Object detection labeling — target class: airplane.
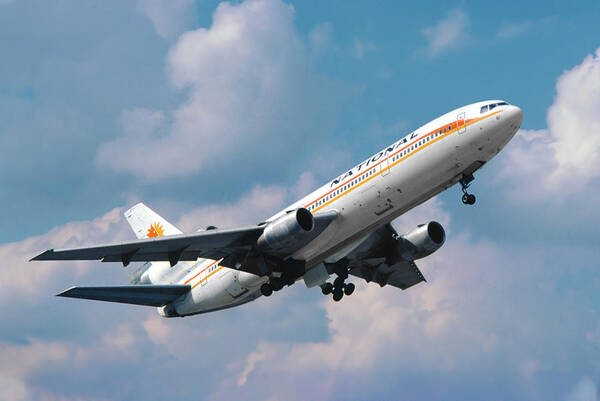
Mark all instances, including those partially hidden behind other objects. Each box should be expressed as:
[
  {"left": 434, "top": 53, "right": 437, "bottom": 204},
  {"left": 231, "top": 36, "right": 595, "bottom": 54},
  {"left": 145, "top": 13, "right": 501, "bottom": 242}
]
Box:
[{"left": 32, "top": 100, "right": 523, "bottom": 317}]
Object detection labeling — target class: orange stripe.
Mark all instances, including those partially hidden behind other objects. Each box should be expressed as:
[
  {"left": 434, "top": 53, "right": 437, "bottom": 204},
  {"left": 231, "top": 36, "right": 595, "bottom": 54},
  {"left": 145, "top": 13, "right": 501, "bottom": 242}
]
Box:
[
  {"left": 191, "top": 266, "right": 224, "bottom": 290},
  {"left": 307, "top": 110, "right": 501, "bottom": 213},
  {"left": 184, "top": 259, "right": 220, "bottom": 284}
]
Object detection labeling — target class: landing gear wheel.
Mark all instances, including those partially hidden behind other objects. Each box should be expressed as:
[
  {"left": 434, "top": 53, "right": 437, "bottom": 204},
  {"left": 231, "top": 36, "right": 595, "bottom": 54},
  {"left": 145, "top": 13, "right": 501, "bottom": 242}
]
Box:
[
  {"left": 321, "top": 282, "right": 333, "bottom": 295},
  {"left": 260, "top": 283, "right": 273, "bottom": 297},
  {"left": 333, "top": 276, "right": 345, "bottom": 288},
  {"left": 343, "top": 283, "right": 355, "bottom": 296},
  {"left": 459, "top": 173, "right": 477, "bottom": 206},
  {"left": 270, "top": 278, "right": 283, "bottom": 292},
  {"left": 332, "top": 289, "right": 344, "bottom": 302}
]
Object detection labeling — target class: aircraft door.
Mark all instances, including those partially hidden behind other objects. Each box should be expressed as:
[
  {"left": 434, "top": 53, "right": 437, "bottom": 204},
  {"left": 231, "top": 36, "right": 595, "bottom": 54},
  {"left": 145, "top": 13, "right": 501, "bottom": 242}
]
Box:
[
  {"left": 380, "top": 155, "right": 391, "bottom": 176},
  {"left": 457, "top": 112, "right": 466, "bottom": 134}
]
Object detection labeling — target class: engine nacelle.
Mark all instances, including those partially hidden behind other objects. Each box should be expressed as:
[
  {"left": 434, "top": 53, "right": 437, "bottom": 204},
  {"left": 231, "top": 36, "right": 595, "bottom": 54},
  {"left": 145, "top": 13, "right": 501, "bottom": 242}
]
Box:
[
  {"left": 257, "top": 208, "right": 314, "bottom": 251},
  {"left": 397, "top": 221, "right": 446, "bottom": 261}
]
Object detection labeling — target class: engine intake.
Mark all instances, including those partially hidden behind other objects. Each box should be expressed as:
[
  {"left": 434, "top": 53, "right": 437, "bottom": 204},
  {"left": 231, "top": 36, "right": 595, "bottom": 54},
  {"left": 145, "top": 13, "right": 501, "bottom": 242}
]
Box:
[
  {"left": 257, "top": 208, "right": 314, "bottom": 251},
  {"left": 397, "top": 221, "right": 446, "bottom": 261}
]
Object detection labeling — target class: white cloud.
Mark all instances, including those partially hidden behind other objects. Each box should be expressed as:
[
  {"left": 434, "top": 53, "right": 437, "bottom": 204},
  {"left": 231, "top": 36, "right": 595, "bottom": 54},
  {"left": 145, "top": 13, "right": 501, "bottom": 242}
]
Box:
[
  {"left": 496, "top": 48, "right": 600, "bottom": 201},
  {"left": 176, "top": 185, "right": 288, "bottom": 231},
  {"left": 0, "top": 207, "right": 130, "bottom": 302},
  {"left": 496, "top": 17, "right": 555, "bottom": 40},
  {"left": 237, "top": 350, "right": 265, "bottom": 386},
  {"left": 309, "top": 22, "right": 333, "bottom": 50},
  {"left": 142, "top": 315, "right": 173, "bottom": 344},
  {"left": 137, "top": 0, "right": 196, "bottom": 38},
  {"left": 352, "top": 38, "right": 376, "bottom": 59},
  {"left": 422, "top": 8, "right": 468, "bottom": 57},
  {"left": 175, "top": 171, "right": 319, "bottom": 232},
  {"left": 97, "top": 0, "right": 335, "bottom": 181},
  {"left": 548, "top": 49, "right": 600, "bottom": 185},
  {"left": 496, "top": 20, "right": 533, "bottom": 40},
  {"left": 0, "top": 340, "right": 69, "bottom": 401},
  {"left": 567, "top": 377, "right": 598, "bottom": 401},
  {"left": 205, "top": 194, "right": 600, "bottom": 400}
]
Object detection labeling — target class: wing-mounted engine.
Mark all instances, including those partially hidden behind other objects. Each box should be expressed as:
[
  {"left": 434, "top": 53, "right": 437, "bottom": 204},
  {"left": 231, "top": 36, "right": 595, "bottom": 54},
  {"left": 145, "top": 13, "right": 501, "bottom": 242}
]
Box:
[
  {"left": 396, "top": 221, "right": 445, "bottom": 261},
  {"left": 257, "top": 208, "right": 337, "bottom": 257},
  {"left": 342, "top": 221, "right": 445, "bottom": 289}
]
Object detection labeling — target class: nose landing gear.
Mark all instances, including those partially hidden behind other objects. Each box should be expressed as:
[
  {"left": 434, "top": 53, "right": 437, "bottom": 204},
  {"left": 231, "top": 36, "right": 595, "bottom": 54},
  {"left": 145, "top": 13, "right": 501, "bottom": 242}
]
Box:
[{"left": 459, "top": 173, "right": 476, "bottom": 205}]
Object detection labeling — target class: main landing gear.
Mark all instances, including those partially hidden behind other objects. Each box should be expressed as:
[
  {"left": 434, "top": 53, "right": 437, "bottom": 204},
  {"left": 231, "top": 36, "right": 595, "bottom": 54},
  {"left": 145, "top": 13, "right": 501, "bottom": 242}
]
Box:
[
  {"left": 459, "top": 173, "right": 476, "bottom": 205},
  {"left": 320, "top": 265, "right": 355, "bottom": 302},
  {"left": 260, "top": 276, "right": 285, "bottom": 297}
]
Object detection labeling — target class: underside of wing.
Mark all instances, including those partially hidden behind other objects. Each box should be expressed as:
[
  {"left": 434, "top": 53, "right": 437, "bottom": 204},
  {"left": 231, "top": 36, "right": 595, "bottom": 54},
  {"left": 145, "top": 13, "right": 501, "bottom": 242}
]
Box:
[
  {"left": 32, "top": 209, "right": 340, "bottom": 279},
  {"left": 349, "top": 258, "right": 426, "bottom": 290},
  {"left": 345, "top": 223, "right": 427, "bottom": 290},
  {"left": 32, "top": 225, "right": 264, "bottom": 267},
  {"left": 57, "top": 285, "right": 190, "bottom": 307}
]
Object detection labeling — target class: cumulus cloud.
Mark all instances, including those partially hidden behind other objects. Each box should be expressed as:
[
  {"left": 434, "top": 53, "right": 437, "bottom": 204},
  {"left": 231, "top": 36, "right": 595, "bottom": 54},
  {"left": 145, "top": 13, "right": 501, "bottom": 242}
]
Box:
[
  {"left": 0, "top": 183, "right": 296, "bottom": 400},
  {"left": 0, "top": 340, "right": 69, "bottom": 401},
  {"left": 2, "top": 178, "right": 600, "bottom": 400},
  {"left": 206, "top": 195, "right": 600, "bottom": 400},
  {"left": 0, "top": 207, "right": 130, "bottom": 302},
  {"left": 497, "top": 48, "right": 600, "bottom": 200},
  {"left": 176, "top": 185, "right": 288, "bottom": 231},
  {"left": 352, "top": 38, "right": 376, "bottom": 59},
  {"left": 137, "top": 0, "right": 196, "bottom": 38},
  {"left": 567, "top": 377, "right": 598, "bottom": 401},
  {"left": 547, "top": 49, "right": 600, "bottom": 184},
  {"left": 422, "top": 8, "right": 468, "bottom": 57},
  {"left": 496, "top": 20, "right": 534, "bottom": 40},
  {"left": 309, "top": 22, "right": 333, "bottom": 50},
  {"left": 97, "top": 0, "right": 335, "bottom": 181},
  {"left": 175, "top": 171, "right": 318, "bottom": 232}
]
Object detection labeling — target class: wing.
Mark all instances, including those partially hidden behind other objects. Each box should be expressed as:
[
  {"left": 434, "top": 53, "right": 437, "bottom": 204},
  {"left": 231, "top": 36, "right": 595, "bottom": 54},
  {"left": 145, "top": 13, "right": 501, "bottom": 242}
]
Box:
[
  {"left": 57, "top": 285, "right": 190, "bottom": 307},
  {"left": 32, "top": 225, "right": 264, "bottom": 268},
  {"left": 349, "top": 258, "right": 426, "bottom": 290},
  {"left": 345, "top": 223, "right": 426, "bottom": 290}
]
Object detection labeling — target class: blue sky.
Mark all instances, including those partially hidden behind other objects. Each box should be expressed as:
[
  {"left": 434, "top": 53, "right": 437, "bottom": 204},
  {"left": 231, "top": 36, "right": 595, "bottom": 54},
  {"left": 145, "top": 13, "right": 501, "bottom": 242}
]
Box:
[{"left": 1, "top": 1, "right": 599, "bottom": 400}]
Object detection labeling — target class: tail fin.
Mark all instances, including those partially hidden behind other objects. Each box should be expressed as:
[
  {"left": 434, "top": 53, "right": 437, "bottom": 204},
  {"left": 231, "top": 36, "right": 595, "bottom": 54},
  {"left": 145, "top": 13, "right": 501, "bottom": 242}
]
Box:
[{"left": 124, "top": 203, "right": 182, "bottom": 239}]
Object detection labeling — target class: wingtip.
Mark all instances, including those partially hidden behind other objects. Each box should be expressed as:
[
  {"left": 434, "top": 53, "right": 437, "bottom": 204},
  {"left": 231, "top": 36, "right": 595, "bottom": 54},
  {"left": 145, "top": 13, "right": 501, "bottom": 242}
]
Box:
[
  {"left": 30, "top": 249, "right": 54, "bottom": 262},
  {"left": 56, "top": 286, "right": 77, "bottom": 297}
]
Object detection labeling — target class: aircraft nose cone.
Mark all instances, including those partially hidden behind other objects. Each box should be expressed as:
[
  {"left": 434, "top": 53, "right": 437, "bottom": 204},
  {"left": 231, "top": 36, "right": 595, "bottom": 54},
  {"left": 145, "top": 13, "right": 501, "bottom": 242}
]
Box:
[{"left": 511, "top": 105, "right": 524, "bottom": 126}]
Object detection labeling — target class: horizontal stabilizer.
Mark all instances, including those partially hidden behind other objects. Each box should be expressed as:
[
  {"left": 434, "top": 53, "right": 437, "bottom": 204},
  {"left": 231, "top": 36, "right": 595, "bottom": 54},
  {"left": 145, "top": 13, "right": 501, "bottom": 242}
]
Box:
[{"left": 57, "top": 285, "right": 190, "bottom": 307}]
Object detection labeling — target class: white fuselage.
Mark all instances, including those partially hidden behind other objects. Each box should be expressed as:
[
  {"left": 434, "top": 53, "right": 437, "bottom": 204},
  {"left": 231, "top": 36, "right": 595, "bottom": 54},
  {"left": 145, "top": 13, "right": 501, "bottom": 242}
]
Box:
[{"left": 158, "top": 100, "right": 523, "bottom": 317}]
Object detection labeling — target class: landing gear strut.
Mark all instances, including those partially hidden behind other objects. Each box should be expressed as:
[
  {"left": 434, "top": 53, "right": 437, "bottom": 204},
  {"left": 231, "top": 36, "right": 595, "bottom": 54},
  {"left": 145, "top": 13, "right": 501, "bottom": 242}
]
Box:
[
  {"left": 320, "top": 263, "right": 355, "bottom": 302},
  {"left": 459, "top": 173, "right": 476, "bottom": 205}
]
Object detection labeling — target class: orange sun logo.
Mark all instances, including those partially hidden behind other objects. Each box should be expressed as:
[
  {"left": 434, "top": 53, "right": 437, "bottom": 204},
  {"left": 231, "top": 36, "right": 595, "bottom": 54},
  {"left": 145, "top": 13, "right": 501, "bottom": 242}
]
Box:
[{"left": 147, "top": 222, "right": 165, "bottom": 238}]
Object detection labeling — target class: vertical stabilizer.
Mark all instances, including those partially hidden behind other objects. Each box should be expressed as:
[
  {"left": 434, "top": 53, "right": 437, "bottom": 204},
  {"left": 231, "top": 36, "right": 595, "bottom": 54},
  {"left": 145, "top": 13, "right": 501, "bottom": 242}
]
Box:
[
  {"left": 124, "top": 203, "right": 187, "bottom": 285},
  {"left": 124, "top": 203, "right": 182, "bottom": 239}
]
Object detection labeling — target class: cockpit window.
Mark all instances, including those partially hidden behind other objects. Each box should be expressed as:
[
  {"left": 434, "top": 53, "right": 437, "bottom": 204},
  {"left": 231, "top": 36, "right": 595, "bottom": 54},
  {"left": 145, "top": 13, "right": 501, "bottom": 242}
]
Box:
[{"left": 482, "top": 102, "right": 509, "bottom": 114}]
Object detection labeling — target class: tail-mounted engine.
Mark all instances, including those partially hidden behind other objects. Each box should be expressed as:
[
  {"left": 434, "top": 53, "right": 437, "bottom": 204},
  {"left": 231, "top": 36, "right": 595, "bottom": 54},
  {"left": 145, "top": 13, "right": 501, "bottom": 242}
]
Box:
[{"left": 396, "top": 221, "right": 446, "bottom": 261}]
